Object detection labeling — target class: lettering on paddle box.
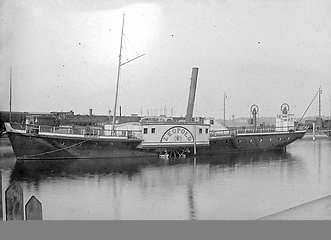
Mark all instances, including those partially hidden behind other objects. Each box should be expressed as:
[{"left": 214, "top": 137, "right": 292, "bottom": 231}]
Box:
[{"left": 161, "top": 126, "right": 194, "bottom": 142}]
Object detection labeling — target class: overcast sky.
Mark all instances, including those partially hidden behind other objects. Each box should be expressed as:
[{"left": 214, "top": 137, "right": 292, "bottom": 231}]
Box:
[{"left": 1, "top": 0, "right": 331, "bottom": 119}]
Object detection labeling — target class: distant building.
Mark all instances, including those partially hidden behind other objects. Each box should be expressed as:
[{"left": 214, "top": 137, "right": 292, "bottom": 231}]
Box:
[
  {"left": 26, "top": 114, "right": 58, "bottom": 126},
  {"left": 51, "top": 110, "right": 74, "bottom": 119},
  {"left": 305, "top": 117, "right": 327, "bottom": 129}
]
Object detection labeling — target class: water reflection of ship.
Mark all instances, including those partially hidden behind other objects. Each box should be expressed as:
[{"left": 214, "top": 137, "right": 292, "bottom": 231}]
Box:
[
  {"left": 9, "top": 150, "right": 294, "bottom": 220},
  {"left": 185, "top": 150, "right": 291, "bottom": 220},
  {"left": 166, "top": 149, "right": 291, "bottom": 169},
  {"left": 10, "top": 150, "right": 292, "bottom": 184},
  {"left": 9, "top": 157, "right": 164, "bottom": 184}
]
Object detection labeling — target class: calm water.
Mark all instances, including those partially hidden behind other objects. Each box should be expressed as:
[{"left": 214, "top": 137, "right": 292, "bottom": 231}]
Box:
[{"left": 1, "top": 136, "right": 331, "bottom": 220}]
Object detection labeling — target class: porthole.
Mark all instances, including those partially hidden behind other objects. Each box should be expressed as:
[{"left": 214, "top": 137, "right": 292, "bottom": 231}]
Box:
[
  {"left": 269, "top": 138, "right": 272, "bottom": 141},
  {"left": 259, "top": 138, "right": 263, "bottom": 142},
  {"left": 278, "top": 138, "right": 282, "bottom": 141},
  {"left": 287, "top": 137, "right": 290, "bottom": 140},
  {"left": 238, "top": 140, "right": 242, "bottom": 143},
  {"left": 94, "top": 142, "right": 98, "bottom": 146},
  {"left": 110, "top": 142, "right": 114, "bottom": 146},
  {"left": 249, "top": 139, "right": 253, "bottom": 143},
  {"left": 225, "top": 140, "right": 229, "bottom": 143},
  {"left": 60, "top": 141, "right": 65, "bottom": 146}
]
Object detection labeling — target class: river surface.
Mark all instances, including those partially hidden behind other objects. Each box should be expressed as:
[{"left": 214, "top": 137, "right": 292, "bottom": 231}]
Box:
[{"left": 1, "top": 136, "right": 331, "bottom": 220}]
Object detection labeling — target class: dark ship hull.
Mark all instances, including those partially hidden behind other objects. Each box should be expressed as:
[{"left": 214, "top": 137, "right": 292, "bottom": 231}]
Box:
[{"left": 5, "top": 123, "right": 306, "bottom": 160}]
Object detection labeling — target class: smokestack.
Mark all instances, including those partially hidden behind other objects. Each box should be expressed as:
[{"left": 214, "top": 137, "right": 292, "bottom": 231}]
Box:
[
  {"left": 89, "top": 108, "right": 92, "bottom": 116},
  {"left": 185, "top": 67, "right": 199, "bottom": 122}
]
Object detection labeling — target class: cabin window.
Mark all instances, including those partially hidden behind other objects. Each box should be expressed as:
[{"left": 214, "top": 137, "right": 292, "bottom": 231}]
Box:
[
  {"left": 199, "top": 128, "right": 203, "bottom": 134},
  {"left": 238, "top": 140, "right": 242, "bottom": 143},
  {"left": 278, "top": 138, "right": 282, "bottom": 141},
  {"left": 210, "top": 119, "right": 214, "bottom": 125},
  {"left": 143, "top": 128, "right": 148, "bottom": 134},
  {"left": 249, "top": 139, "right": 253, "bottom": 143},
  {"left": 269, "top": 138, "right": 272, "bottom": 141},
  {"left": 287, "top": 137, "right": 290, "bottom": 140},
  {"left": 259, "top": 138, "right": 263, "bottom": 142},
  {"left": 151, "top": 128, "right": 156, "bottom": 134},
  {"left": 205, "top": 128, "right": 209, "bottom": 134}
]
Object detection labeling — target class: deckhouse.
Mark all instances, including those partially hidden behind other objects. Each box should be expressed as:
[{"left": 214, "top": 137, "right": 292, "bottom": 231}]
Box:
[{"left": 138, "top": 122, "right": 210, "bottom": 149}]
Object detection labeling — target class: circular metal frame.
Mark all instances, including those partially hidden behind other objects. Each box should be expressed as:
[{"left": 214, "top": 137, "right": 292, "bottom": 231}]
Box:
[
  {"left": 281, "top": 103, "right": 290, "bottom": 114},
  {"left": 250, "top": 104, "right": 259, "bottom": 114}
]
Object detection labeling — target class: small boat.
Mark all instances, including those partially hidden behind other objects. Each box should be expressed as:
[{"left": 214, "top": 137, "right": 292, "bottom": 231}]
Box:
[{"left": 3, "top": 16, "right": 307, "bottom": 160}]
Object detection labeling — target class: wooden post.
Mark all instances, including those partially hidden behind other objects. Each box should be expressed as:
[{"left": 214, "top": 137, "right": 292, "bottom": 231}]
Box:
[
  {"left": 0, "top": 170, "right": 3, "bottom": 221},
  {"left": 5, "top": 182, "right": 24, "bottom": 220},
  {"left": 25, "top": 196, "right": 43, "bottom": 220}
]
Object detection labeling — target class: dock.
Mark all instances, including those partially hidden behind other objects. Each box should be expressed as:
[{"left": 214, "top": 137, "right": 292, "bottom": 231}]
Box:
[{"left": 259, "top": 195, "right": 331, "bottom": 220}]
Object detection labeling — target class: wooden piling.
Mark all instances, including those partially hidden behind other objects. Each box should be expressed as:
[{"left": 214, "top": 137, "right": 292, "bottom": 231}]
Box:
[
  {"left": 25, "top": 196, "right": 43, "bottom": 220},
  {"left": 5, "top": 182, "right": 24, "bottom": 220},
  {"left": 0, "top": 170, "right": 2, "bottom": 221}
]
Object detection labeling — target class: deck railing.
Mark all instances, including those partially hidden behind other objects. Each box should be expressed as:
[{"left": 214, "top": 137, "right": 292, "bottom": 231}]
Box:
[
  {"left": 9, "top": 122, "right": 307, "bottom": 139},
  {"left": 210, "top": 125, "right": 306, "bottom": 137},
  {"left": 9, "top": 123, "right": 142, "bottom": 139}
]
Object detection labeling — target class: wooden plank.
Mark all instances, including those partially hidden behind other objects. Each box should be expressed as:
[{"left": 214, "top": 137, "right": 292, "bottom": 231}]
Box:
[
  {"left": 5, "top": 182, "right": 24, "bottom": 220},
  {"left": 25, "top": 196, "right": 43, "bottom": 220},
  {"left": 0, "top": 171, "right": 2, "bottom": 221}
]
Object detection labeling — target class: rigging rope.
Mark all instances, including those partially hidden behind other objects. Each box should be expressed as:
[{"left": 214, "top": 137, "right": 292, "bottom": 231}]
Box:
[
  {"left": 170, "top": 87, "right": 190, "bottom": 113},
  {"left": 124, "top": 35, "right": 140, "bottom": 56},
  {"left": 196, "top": 88, "right": 223, "bottom": 120},
  {"left": 49, "top": 56, "right": 118, "bottom": 112},
  {"left": 296, "top": 87, "right": 321, "bottom": 126}
]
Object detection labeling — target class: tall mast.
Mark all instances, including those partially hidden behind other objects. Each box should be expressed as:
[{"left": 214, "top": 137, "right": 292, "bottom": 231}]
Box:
[
  {"left": 112, "top": 14, "right": 125, "bottom": 135},
  {"left": 9, "top": 68, "right": 12, "bottom": 122},
  {"left": 111, "top": 14, "right": 145, "bottom": 135}
]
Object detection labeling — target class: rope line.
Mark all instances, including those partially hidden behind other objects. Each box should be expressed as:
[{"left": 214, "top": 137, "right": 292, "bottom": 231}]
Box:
[
  {"left": 124, "top": 35, "right": 140, "bottom": 56},
  {"left": 22, "top": 138, "right": 92, "bottom": 158},
  {"left": 171, "top": 87, "right": 190, "bottom": 110},
  {"left": 49, "top": 56, "right": 118, "bottom": 111},
  {"left": 196, "top": 88, "right": 223, "bottom": 120}
]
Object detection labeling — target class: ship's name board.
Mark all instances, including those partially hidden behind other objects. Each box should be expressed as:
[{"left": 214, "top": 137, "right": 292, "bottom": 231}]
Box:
[{"left": 161, "top": 126, "right": 194, "bottom": 142}]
